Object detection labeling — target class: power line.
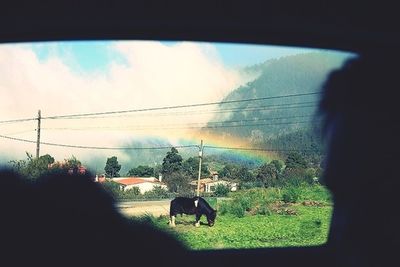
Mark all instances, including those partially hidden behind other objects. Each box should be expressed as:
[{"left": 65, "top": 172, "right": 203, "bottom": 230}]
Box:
[
  {"left": 0, "top": 133, "right": 317, "bottom": 152},
  {"left": 0, "top": 117, "right": 37, "bottom": 124},
  {"left": 41, "top": 120, "right": 312, "bottom": 131},
  {"left": 41, "top": 92, "right": 320, "bottom": 120},
  {"left": 40, "top": 114, "right": 315, "bottom": 131},
  {"left": 207, "top": 114, "right": 313, "bottom": 125},
  {"left": 203, "top": 145, "right": 317, "bottom": 152},
  {"left": 0, "top": 93, "right": 319, "bottom": 123},
  {"left": 201, "top": 120, "right": 312, "bottom": 129},
  {"left": 0, "top": 134, "right": 199, "bottom": 150},
  {"left": 49, "top": 102, "right": 318, "bottom": 120}
]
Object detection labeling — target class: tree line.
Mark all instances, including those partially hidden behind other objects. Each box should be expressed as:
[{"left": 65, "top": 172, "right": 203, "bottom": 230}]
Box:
[{"left": 8, "top": 146, "right": 322, "bottom": 196}]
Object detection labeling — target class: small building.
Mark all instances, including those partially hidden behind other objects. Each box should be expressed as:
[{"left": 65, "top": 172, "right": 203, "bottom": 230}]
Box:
[
  {"left": 190, "top": 178, "right": 237, "bottom": 193},
  {"left": 190, "top": 178, "right": 213, "bottom": 193},
  {"left": 210, "top": 171, "right": 219, "bottom": 181},
  {"left": 112, "top": 177, "right": 167, "bottom": 194}
]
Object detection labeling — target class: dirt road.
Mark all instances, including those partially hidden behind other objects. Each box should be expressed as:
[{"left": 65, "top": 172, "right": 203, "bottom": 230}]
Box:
[{"left": 116, "top": 200, "right": 171, "bottom": 217}]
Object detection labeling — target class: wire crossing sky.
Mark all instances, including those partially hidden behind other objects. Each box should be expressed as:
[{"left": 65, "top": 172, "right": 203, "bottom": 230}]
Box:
[{"left": 0, "top": 40, "right": 351, "bottom": 167}]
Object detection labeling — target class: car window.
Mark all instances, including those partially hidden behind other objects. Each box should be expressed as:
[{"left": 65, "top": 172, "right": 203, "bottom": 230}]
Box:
[{"left": 0, "top": 40, "right": 356, "bottom": 250}]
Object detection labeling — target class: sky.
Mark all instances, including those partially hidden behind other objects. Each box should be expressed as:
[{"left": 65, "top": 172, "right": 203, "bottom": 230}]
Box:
[
  {"left": 0, "top": 40, "right": 336, "bottom": 171},
  {"left": 30, "top": 41, "right": 315, "bottom": 73}
]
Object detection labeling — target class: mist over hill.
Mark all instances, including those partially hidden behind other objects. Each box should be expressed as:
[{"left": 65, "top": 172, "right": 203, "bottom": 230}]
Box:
[
  {"left": 110, "top": 52, "right": 353, "bottom": 171},
  {"left": 205, "top": 52, "right": 351, "bottom": 140},
  {"left": 193, "top": 51, "right": 353, "bottom": 169},
  {"left": 14, "top": 51, "right": 351, "bottom": 174}
]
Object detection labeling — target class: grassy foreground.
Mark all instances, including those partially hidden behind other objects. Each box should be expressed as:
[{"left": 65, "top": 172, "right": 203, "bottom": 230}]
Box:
[
  {"left": 146, "top": 205, "right": 332, "bottom": 249},
  {"left": 131, "top": 186, "right": 333, "bottom": 250}
]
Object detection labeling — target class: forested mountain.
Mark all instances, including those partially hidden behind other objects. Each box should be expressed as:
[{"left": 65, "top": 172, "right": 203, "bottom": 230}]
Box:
[
  {"left": 91, "top": 52, "right": 351, "bottom": 172},
  {"left": 206, "top": 52, "right": 350, "bottom": 139},
  {"left": 203, "top": 52, "right": 351, "bottom": 166}
]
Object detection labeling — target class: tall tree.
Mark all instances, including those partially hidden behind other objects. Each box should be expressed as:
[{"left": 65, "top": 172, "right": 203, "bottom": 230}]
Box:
[
  {"left": 161, "top": 147, "right": 182, "bottom": 175},
  {"left": 256, "top": 162, "right": 279, "bottom": 187},
  {"left": 161, "top": 148, "right": 189, "bottom": 193},
  {"left": 285, "top": 152, "right": 308, "bottom": 169},
  {"left": 104, "top": 156, "right": 121, "bottom": 178},
  {"left": 182, "top": 157, "right": 209, "bottom": 178},
  {"left": 127, "top": 165, "right": 154, "bottom": 177}
]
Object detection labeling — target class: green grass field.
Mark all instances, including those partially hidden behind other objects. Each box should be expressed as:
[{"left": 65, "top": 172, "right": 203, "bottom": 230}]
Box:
[
  {"left": 132, "top": 185, "right": 333, "bottom": 250},
  {"left": 146, "top": 205, "right": 332, "bottom": 250}
]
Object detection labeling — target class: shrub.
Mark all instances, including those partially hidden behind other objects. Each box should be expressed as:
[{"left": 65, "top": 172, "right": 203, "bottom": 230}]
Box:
[
  {"left": 230, "top": 202, "right": 246, "bottom": 218},
  {"left": 121, "top": 187, "right": 141, "bottom": 199},
  {"left": 217, "top": 200, "right": 230, "bottom": 215},
  {"left": 214, "top": 184, "right": 230, "bottom": 197},
  {"left": 217, "top": 188, "right": 282, "bottom": 217},
  {"left": 297, "top": 184, "right": 332, "bottom": 204},
  {"left": 142, "top": 186, "right": 170, "bottom": 199},
  {"left": 255, "top": 205, "right": 271, "bottom": 215},
  {"left": 239, "top": 181, "right": 264, "bottom": 189},
  {"left": 282, "top": 186, "right": 300, "bottom": 203},
  {"left": 132, "top": 213, "right": 157, "bottom": 224},
  {"left": 176, "top": 187, "right": 195, "bottom": 198},
  {"left": 100, "top": 180, "right": 121, "bottom": 200},
  {"left": 280, "top": 168, "right": 314, "bottom": 186}
]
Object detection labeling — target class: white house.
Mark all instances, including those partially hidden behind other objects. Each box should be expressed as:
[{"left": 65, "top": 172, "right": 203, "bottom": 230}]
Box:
[
  {"left": 204, "top": 180, "right": 238, "bottom": 193},
  {"left": 112, "top": 177, "right": 167, "bottom": 194},
  {"left": 190, "top": 178, "right": 237, "bottom": 193}
]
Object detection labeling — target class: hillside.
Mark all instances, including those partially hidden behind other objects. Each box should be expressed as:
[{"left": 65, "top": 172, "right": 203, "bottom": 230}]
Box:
[
  {"left": 87, "top": 52, "right": 352, "bottom": 172},
  {"left": 206, "top": 52, "right": 350, "bottom": 140}
]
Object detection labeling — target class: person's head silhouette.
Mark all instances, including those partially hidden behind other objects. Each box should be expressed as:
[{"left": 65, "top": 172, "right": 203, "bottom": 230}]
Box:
[
  {"left": 0, "top": 169, "right": 186, "bottom": 266},
  {"left": 319, "top": 52, "right": 400, "bottom": 266}
]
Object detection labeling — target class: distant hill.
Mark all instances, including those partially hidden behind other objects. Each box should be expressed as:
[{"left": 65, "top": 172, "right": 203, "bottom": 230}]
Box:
[
  {"left": 84, "top": 52, "right": 353, "bottom": 171},
  {"left": 205, "top": 52, "right": 351, "bottom": 141}
]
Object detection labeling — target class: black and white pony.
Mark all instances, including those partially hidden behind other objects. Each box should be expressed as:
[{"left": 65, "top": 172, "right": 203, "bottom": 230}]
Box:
[{"left": 169, "top": 196, "right": 217, "bottom": 227}]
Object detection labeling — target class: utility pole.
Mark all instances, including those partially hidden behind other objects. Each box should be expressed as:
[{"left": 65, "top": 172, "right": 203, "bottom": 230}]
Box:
[
  {"left": 36, "top": 109, "right": 41, "bottom": 159},
  {"left": 196, "top": 140, "right": 204, "bottom": 197}
]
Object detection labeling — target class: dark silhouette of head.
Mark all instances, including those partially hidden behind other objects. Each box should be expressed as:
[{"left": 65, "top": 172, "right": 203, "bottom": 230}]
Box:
[
  {"left": 319, "top": 52, "right": 400, "bottom": 266},
  {"left": 0, "top": 168, "right": 186, "bottom": 266}
]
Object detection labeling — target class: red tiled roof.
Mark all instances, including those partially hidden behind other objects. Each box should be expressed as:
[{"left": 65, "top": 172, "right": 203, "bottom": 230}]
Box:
[
  {"left": 114, "top": 178, "right": 148, "bottom": 186},
  {"left": 114, "top": 177, "right": 164, "bottom": 186}
]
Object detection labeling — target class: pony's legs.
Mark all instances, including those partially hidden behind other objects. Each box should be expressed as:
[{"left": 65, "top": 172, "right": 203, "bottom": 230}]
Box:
[
  {"left": 195, "top": 214, "right": 201, "bottom": 227},
  {"left": 169, "top": 215, "right": 176, "bottom": 227}
]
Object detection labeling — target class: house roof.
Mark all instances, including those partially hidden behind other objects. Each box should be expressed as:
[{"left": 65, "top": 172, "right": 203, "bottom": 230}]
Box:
[{"left": 114, "top": 177, "right": 164, "bottom": 186}]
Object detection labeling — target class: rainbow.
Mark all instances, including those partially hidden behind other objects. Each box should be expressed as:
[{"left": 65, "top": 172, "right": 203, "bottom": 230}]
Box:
[{"left": 180, "top": 129, "right": 281, "bottom": 164}]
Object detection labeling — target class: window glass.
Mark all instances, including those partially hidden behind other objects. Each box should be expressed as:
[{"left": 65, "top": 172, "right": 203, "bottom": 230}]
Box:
[{"left": 0, "top": 41, "right": 356, "bottom": 249}]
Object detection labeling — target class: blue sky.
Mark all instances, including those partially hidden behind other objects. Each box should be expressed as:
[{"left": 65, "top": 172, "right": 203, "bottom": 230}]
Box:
[
  {"left": 28, "top": 40, "right": 317, "bottom": 73},
  {"left": 30, "top": 41, "right": 127, "bottom": 73}
]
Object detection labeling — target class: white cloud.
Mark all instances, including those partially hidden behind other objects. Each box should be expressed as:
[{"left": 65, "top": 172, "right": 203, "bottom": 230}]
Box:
[{"left": 0, "top": 41, "right": 249, "bottom": 164}]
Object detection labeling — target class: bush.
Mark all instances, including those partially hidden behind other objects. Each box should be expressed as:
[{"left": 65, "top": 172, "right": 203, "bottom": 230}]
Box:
[
  {"left": 122, "top": 187, "right": 141, "bottom": 198},
  {"left": 217, "top": 188, "right": 281, "bottom": 217},
  {"left": 230, "top": 202, "right": 246, "bottom": 218},
  {"left": 282, "top": 186, "right": 300, "bottom": 203},
  {"left": 256, "top": 205, "right": 271, "bottom": 216},
  {"left": 100, "top": 180, "right": 121, "bottom": 200},
  {"left": 280, "top": 168, "right": 314, "bottom": 186},
  {"left": 142, "top": 186, "right": 170, "bottom": 199},
  {"left": 297, "top": 184, "right": 332, "bottom": 204},
  {"left": 214, "top": 184, "right": 230, "bottom": 197},
  {"left": 239, "top": 181, "right": 264, "bottom": 189},
  {"left": 217, "top": 200, "right": 230, "bottom": 215}
]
